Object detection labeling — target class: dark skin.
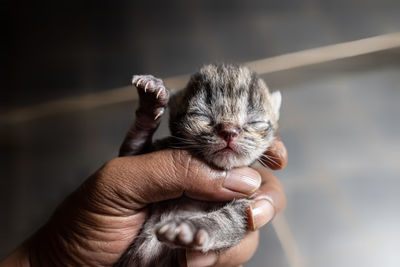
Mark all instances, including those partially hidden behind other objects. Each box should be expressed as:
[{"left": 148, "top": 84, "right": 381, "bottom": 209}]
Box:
[{"left": 1, "top": 138, "right": 287, "bottom": 267}]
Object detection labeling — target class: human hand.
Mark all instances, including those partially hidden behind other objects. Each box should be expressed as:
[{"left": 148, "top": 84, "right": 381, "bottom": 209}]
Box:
[{"left": 2, "top": 138, "right": 287, "bottom": 267}]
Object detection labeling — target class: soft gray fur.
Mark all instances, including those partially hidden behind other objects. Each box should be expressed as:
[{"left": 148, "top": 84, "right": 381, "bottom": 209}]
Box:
[{"left": 115, "top": 64, "right": 281, "bottom": 266}]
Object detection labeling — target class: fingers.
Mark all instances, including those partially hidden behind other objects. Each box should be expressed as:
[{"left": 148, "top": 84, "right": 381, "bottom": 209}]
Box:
[
  {"left": 246, "top": 136, "right": 287, "bottom": 230},
  {"left": 261, "top": 136, "right": 288, "bottom": 170},
  {"left": 181, "top": 231, "right": 259, "bottom": 267},
  {"left": 97, "top": 149, "right": 262, "bottom": 210},
  {"left": 179, "top": 169, "right": 286, "bottom": 267},
  {"left": 213, "top": 230, "right": 259, "bottom": 267},
  {"left": 248, "top": 167, "right": 287, "bottom": 231}
]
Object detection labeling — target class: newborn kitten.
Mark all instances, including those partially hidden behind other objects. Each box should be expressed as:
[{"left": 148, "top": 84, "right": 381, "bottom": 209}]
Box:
[{"left": 115, "top": 64, "right": 282, "bottom": 266}]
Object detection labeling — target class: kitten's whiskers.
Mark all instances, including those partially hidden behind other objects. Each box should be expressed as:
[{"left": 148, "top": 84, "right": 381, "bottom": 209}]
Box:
[{"left": 260, "top": 154, "right": 279, "bottom": 166}]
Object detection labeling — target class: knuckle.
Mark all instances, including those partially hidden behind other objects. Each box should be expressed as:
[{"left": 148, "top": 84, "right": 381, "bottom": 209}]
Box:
[
  {"left": 100, "top": 158, "right": 122, "bottom": 177},
  {"left": 103, "top": 157, "right": 120, "bottom": 170}
]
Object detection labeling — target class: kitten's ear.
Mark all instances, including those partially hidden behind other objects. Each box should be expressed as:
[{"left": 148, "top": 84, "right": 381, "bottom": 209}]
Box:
[{"left": 271, "top": 90, "right": 282, "bottom": 119}]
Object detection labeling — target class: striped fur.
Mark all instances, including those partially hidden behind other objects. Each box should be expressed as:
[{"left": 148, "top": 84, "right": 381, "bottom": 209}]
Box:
[{"left": 169, "top": 64, "right": 280, "bottom": 169}]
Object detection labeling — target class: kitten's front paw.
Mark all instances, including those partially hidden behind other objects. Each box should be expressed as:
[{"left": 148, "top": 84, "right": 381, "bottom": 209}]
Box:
[
  {"left": 155, "top": 220, "right": 210, "bottom": 251},
  {"left": 132, "top": 74, "right": 169, "bottom": 120}
]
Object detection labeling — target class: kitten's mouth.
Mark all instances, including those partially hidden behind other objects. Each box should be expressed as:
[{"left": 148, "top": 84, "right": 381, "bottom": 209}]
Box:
[{"left": 214, "top": 146, "right": 239, "bottom": 156}]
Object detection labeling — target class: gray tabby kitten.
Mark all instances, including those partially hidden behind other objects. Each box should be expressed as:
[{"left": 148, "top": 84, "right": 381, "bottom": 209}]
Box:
[{"left": 115, "top": 64, "right": 282, "bottom": 266}]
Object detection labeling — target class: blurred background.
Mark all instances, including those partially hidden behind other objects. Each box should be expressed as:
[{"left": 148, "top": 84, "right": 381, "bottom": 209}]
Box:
[{"left": 2, "top": 0, "right": 400, "bottom": 266}]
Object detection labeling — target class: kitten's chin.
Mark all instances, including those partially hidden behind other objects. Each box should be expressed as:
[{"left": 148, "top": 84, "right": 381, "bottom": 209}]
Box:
[{"left": 208, "top": 151, "right": 253, "bottom": 170}]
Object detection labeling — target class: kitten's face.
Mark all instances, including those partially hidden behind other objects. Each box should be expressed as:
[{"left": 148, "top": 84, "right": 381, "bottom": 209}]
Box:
[{"left": 170, "top": 64, "right": 281, "bottom": 170}]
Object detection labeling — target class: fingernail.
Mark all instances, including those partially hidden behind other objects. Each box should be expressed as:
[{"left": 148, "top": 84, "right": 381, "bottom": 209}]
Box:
[
  {"left": 223, "top": 168, "right": 261, "bottom": 194},
  {"left": 249, "top": 198, "right": 275, "bottom": 230},
  {"left": 186, "top": 251, "right": 217, "bottom": 267}
]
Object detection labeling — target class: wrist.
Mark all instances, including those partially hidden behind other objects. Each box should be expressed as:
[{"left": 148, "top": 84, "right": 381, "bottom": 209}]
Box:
[
  {"left": 27, "top": 175, "right": 145, "bottom": 266},
  {"left": 27, "top": 206, "right": 90, "bottom": 266}
]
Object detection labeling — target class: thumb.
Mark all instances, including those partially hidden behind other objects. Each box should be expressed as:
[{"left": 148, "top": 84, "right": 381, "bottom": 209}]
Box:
[{"left": 96, "top": 149, "right": 261, "bottom": 210}]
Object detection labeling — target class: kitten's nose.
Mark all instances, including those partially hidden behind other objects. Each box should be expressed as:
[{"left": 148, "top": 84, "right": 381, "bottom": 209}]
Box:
[{"left": 218, "top": 124, "right": 240, "bottom": 142}]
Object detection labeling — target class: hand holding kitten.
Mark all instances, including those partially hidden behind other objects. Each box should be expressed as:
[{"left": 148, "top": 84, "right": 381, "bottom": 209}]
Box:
[{"left": 1, "top": 138, "right": 287, "bottom": 267}]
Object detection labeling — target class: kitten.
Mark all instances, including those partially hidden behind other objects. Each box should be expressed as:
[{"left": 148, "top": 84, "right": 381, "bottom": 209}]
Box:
[{"left": 115, "top": 64, "right": 282, "bottom": 266}]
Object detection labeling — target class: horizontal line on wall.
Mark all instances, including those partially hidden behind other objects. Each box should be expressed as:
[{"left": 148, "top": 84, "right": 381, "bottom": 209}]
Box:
[{"left": 2, "top": 32, "right": 400, "bottom": 124}]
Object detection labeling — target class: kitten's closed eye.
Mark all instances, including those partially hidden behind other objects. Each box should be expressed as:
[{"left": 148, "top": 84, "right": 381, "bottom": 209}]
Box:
[
  {"left": 247, "top": 120, "right": 272, "bottom": 131},
  {"left": 188, "top": 112, "right": 213, "bottom": 124}
]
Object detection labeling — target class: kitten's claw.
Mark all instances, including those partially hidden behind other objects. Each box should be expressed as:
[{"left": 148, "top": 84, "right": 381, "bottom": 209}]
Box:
[
  {"left": 154, "top": 108, "right": 164, "bottom": 120},
  {"left": 156, "top": 87, "right": 164, "bottom": 99},
  {"left": 135, "top": 78, "right": 144, "bottom": 87},
  {"left": 144, "top": 81, "right": 151, "bottom": 92},
  {"left": 132, "top": 75, "right": 139, "bottom": 85}
]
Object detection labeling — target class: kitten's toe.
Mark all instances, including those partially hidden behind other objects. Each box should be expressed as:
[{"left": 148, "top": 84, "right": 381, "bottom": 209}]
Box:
[
  {"left": 157, "top": 222, "right": 179, "bottom": 242},
  {"left": 156, "top": 220, "right": 210, "bottom": 251},
  {"left": 176, "top": 222, "right": 194, "bottom": 245},
  {"left": 194, "top": 229, "right": 209, "bottom": 247},
  {"left": 131, "top": 75, "right": 141, "bottom": 86}
]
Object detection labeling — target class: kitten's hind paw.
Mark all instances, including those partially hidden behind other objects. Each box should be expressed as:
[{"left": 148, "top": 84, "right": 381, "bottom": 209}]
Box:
[
  {"left": 132, "top": 74, "right": 169, "bottom": 120},
  {"left": 155, "top": 220, "right": 210, "bottom": 251}
]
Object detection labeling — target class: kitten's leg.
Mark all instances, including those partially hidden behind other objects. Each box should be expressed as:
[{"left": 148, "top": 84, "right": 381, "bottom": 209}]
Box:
[
  {"left": 155, "top": 199, "right": 250, "bottom": 252},
  {"left": 119, "top": 75, "right": 169, "bottom": 156}
]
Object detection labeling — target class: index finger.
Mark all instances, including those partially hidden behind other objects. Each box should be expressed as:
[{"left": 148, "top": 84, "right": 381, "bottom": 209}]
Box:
[
  {"left": 261, "top": 136, "right": 288, "bottom": 170},
  {"left": 248, "top": 167, "right": 286, "bottom": 231}
]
